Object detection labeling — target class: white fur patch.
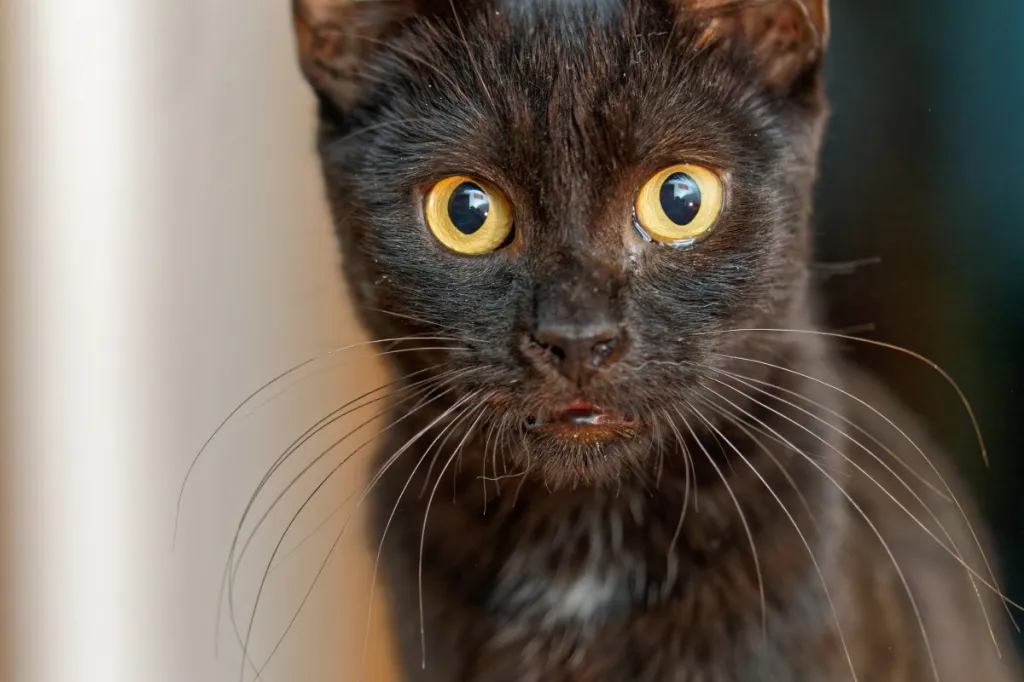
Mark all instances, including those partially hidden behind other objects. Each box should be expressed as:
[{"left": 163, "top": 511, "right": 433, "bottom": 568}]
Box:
[
  {"left": 537, "top": 570, "right": 620, "bottom": 623},
  {"left": 487, "top": 502, "right": 649, "bottom": 644},
  {"left": 490, "top": 552, "right": 633, "bottom": 641}
]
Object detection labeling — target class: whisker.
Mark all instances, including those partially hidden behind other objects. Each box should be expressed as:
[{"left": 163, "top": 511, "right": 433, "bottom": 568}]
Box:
[
  {"left": 686, "top": 397, "right": 858, "bottom": 682},
  {"left": 267, "top": 390, "right": 487, "bottom": 579},
  {"left": 252, "top": 389, "right": 483, "bottom": 682},
  {"left": 658, "top": 410, "right": 692, "bottom": 599},
  {"left": 479, "top": 415, "right": 503, "bottom": 514},
  {"left": 675, "top": 406, "right": 767, "bottom": 643},
  {"left": 695, "top": 379, "right": 942, "bottom": 682},
  {"left": 237, "top": 385, "right": 480, "bottom": 682},
  {"left": 710, "top": 351, "right": 1020, "bottom": 629},
  {"left": 257, "top": 390, "right": 483, "bottom": 682},
  {"left": 225, "top": 388, "right": 438, "bottom": 678},
  {"left": 265, "top": 498, "right": 346, "bottom": 577},
  {"left": 216, "top": 372, "right": 442, "bottom": 667},
  {"left": 653, "top": 418, "right": 668, "bottom": 489},
  {"left": 366, "top": 307, "right": 491, "bottom": 345},
  {"left": 477, "top": 472, "right": 527, "bottom": 483},
  {"left": 358, "top": 394, "right": 487, "bottom": 679},
  {"left": 419, "top": 402, "right": 474, "bottom": 499},
  {"left": 693, "top": 393, "right": 818, "bottom": 528},
  {"left": 697, "top": 362, "right": 1001, "bottom": 649},
  {"left": 224, "top": 372, "right": 471, "bottom": 606},
  {"left": 418, "top": 395, "right": 492, "bottom": 669},
  {"left": 223, "top": 371, "right": 472, "bottom": 672},
  {"left": 711, "top": 363, "right": 951, "bottom": 501},
  {"left": 221, "top": 367, "right": 464, "bottom": 627},
  {"left": 231, "top": 365, "right": 448, "bottom": 539},
  {"left": 175, "top": 336, "right": 462, "bottom": 545},
  {"left": 700, "top": 328, "right": 988, "bottom": 466},
  {"left": 264, "top": 378, "right": 484, "bottom": 579},
  {"left": 447, "top": 0, "right": 497, "bottom": 113}
]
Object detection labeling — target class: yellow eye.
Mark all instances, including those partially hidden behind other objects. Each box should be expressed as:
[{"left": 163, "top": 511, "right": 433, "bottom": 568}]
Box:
[
  {"left": 634, "top": 164, "right": 724, "bottom": 245},
  {"left": 424, "top": 175, "right": 514, "bottom": 255}
]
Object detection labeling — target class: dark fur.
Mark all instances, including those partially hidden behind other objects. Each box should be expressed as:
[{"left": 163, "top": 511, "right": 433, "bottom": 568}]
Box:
[{"left": 293, "top": 1, "right": 1021, "bottom": 679}]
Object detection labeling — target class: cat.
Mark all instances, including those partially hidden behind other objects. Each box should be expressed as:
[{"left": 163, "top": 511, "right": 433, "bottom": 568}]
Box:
[{"left": 289, "top": 0, "right": 1022, "bottom": 679}]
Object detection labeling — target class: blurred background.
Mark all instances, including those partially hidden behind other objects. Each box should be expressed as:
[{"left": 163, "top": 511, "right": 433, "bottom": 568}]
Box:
[
  {"left": 817, "top": 0, "right": 1024, "bottom": 648},
  {"left": 0, "top": 0, "right": 1021, "bottom": 681}
]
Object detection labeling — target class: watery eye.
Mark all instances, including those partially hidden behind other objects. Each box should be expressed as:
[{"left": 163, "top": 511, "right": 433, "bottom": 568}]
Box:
[
  {"left": 634, "top": 164, "right": 724, "bottom": 246},
  {"left": 424, "top": 175, "right": 514, "bottom": 255}
]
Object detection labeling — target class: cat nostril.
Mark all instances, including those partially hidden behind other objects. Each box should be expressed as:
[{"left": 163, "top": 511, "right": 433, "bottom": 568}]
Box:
[
  {"left": 548, "top": 343, "right": 567, "bottom": 364},
  {"left": 592, "top": 339, "right": 617, "bottom": 364},
  {"left": 530, "top": 335, "right": 567, "bottom": 365}
]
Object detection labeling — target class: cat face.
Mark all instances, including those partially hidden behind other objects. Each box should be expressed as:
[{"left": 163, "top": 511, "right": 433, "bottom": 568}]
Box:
[{"left": 295, "top": 0, "right": 830, "bottom": 486}]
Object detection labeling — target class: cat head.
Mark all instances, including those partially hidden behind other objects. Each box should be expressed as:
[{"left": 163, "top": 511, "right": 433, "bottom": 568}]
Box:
[{"left": 292, "top": 0, "right": 830, "bottom": 486}]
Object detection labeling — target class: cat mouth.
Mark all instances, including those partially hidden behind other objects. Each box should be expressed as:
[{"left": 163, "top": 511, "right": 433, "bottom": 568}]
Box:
[{"left": 524, "top": 400, "right": 638, "bottom": 443}]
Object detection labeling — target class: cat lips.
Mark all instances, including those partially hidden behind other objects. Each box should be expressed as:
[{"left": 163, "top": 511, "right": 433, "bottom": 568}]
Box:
[{"left": 525, "top": 400, "right": 637, "bottom": 442}]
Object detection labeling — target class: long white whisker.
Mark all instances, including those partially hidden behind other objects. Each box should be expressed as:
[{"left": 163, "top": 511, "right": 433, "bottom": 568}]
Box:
[
  {"left": 236, "top": 386, "right": 480, "bottom": 682},
  {"left": 220, "top": 369, "right": 472, "bottom": 655},
  {"left": 675, "top": 406, "right": 767, "bottom": 643},
  {"left": 175, "top": 337, "right": 462, "bottom": 545},
  {"left": 230, "top": 366, "right": 452, "bottom": 566},
  {"left": 686, "top": 397, "right": 858, "bottom": 682},
  {"left": 358, "top": 394, "right": 487, "bottom": 679},
  {"left": 696, "top": 362, "right": 999, "bottom": 652},
  {"left": 218, "top": 373, "right": 446, "bottom": 670},
  {"left": 700, "top": 328, "right": 987, "bottom": 465},
  {"left": 657, "top": 410, "right": 692, "bottom": 598},
  {"left": 417, "top": 397, "right": 492, "bottom": 670},
  {"left": 711, "top": 351, "right": 1019, "bottom": 628},
  {"left": 695, "top": 394, "right": 818, "bottom": 526},
  {"left": 694, "top": 379, "right": 941, "bottom": 681},
  {"left": 711, "top": 362, "right": 950, "bottom": 501}
]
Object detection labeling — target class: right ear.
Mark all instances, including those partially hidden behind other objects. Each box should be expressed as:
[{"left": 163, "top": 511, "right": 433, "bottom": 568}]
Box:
[
  {"left": 679, "top": 0, "right": 829, "bottom": 92},
  {"left": 292, "top": 0, "right": 422, "bottom": 108}
]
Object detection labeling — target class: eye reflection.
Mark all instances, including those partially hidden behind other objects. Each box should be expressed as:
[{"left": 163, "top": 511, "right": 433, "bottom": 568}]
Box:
[
  {"left": 659, "top": 173, "right": 701, "bottom": 226},
  {"left": 448, "top": 182, "right": 490, "bottom": 234}
]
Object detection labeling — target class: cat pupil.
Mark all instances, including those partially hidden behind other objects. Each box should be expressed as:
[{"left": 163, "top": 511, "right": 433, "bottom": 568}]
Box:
[
  {"left": 659, "top": 172, "right": 701, "bottom": 225},
  {"left": 448, "top": 182, "right": 490, "bottom": 234}
]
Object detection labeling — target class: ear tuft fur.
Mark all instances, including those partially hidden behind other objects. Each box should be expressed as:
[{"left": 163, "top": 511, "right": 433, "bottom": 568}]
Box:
[
  {"left": 292, "top": 0, "right": 420, "bottom": 107},
  {"left": 682, "top": 0, "right": 829, "bottom": 90}
]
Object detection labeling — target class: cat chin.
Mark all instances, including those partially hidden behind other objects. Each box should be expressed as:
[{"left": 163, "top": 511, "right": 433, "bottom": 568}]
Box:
[{"left": 510, "top": 426, "right": 656, "bottom": 490}]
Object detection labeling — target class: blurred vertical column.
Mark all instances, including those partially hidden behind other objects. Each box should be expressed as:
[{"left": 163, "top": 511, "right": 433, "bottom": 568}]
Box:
[
  {"left": 4, "top": 0, "right": 399, "bottom": 678},
  {"left": 0, "top": 0, "right": 12, "bottom": 679},
  {"left": 156, "top": 0, "right": 396, "bottom": 676},
  {"left": 4, "top": 1, "right": 170, "bottom": 681}
]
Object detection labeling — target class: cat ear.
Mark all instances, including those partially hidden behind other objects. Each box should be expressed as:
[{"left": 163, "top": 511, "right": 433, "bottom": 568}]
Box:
[
  {"left": 292, "top": 0, "right": 424, "bottom": 107},
  {"left": 681, "top": 0, "right": 829, "bottom": 90}
]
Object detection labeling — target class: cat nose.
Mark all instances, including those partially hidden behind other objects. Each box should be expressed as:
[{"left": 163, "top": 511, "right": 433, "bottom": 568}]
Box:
[{"left": 530, "top": 322, "right": 626, "bottom": 387}]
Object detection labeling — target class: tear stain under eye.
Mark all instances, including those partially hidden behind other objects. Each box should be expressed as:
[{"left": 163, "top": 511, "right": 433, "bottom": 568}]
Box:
[
  {"left": 632, "top": 215, "right": 701, "bottom": 251},
  {"left": 630, "top": 215, "right": 704, "bottom": 249}
]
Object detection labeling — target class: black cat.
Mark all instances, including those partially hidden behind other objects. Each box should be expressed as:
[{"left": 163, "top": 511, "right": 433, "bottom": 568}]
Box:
[{"left": 290, "top": 1, "right": 1021, "bottom": 679}]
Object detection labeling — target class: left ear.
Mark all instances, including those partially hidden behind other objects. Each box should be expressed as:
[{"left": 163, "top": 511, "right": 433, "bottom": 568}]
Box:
[
  {"left": 682, "top": 0, "right": 829, "bottom": 90},
  {"left": 293, "top": 0, "right": 424, "bottom": 108}
]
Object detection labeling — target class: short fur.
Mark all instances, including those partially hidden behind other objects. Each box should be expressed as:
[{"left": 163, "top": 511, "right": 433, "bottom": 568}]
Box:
[{"left": 290, "top": 1, "right": 1021, "bottom": 679}]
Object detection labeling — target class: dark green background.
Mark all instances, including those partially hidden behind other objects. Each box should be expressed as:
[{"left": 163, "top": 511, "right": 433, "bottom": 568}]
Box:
[{"left": 816, "top": 0, "right": 1024, "bottom": 646}]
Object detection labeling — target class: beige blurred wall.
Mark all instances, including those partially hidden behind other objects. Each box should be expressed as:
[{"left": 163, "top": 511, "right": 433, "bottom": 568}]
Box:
[
  {"left": 1, "top": 0, "right": 12, "bottom": 678},
  {"left": 3, "top": 0, "right": 399, "bottom": 679},
  {"left": 161, "top": 0, "right": 399, "bottom": 678}
]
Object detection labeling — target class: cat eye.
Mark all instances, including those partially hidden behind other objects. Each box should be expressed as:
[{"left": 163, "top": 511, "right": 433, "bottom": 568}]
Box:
[
  {"left": 424, "top": 175, "right": 515, "bottom": 255},
  {"left": 634, "top": 164, "right": 724, "bottom": 246}
]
